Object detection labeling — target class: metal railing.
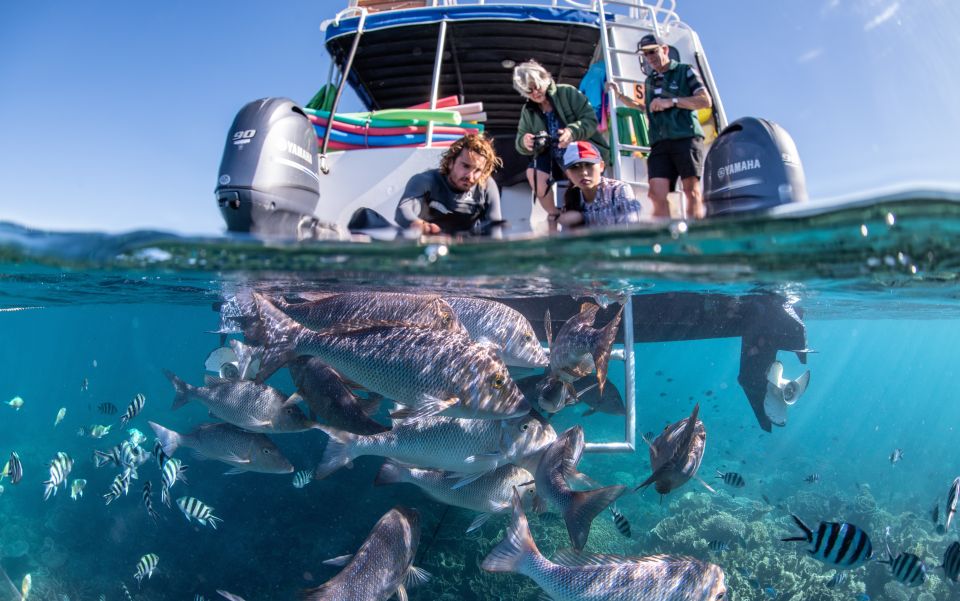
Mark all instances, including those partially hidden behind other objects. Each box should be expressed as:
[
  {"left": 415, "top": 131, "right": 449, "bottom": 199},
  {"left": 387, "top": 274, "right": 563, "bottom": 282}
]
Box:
[{"left": 319, "top": 6, "right": 368, "bottom": 174}]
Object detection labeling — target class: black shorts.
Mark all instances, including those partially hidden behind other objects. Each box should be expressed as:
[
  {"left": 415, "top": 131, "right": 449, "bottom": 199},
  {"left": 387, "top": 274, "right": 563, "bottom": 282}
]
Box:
[
  {"left": 529, "top": 151, "right": 565, "bottom": 181},
  {"left": 647, "top": 137, "right": 704, "bottom": 181}
]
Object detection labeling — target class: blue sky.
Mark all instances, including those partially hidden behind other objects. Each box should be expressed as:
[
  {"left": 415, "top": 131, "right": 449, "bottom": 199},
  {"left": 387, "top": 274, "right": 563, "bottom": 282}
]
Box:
[{"left": 2, "top": 1, "right": 958, "bottom": 234}]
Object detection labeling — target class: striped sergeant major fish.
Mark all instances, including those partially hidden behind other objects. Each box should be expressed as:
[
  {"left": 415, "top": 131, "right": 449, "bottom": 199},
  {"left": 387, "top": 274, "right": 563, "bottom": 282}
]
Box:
[
  {"left": 120, "top": 393, "right": 146, "bottom": 427},
  {"left": 716, "top": 470, "right": 746, "bottom": 488},
  {"left": 160, "top": 457, "right": 187, "bottom": 507},
  {"left": 708, "top": 540, "right": 730, "bottom": 553},
  {"left": 43, "top": 452, "right": 73, "bottom": 500},
  {"left": 825, "top": 571, "right": 846, "bottom": 588},
  {"left": 104, "top": 473, "right": 130, "bottom": 505},
  {"left": 1, "top": 451, "right": 23, "bottom": 485},
  {"left": 781, "top": 515, "right": 873, "bottom": 568},
  {"left": 610, "top": 506, "right": 631, "bottom": 538},
  {"left": 946, "top": 477, "right": 960, "bottom": 531},
  {"left": 292, "top": 469, "right": 313, "bottom": 489},
  {"left": 942, "top": 541, "right": 960, "bottom": 583},
  {"left": 882, "top": 549, "right": 926, "bottom": 587},
  {"left": 134, "top": 553, "right": 159, "bottom": 586},
  {"left": 143, "top": 481, "right": 160, "bottom": 522},
  {"left": 177, "top": 496, "right": 223, "bottom": 529},
  {"left": 804, "top": 473, "right": 821, "bottom": 484},
  {"left": 153, "top": 440, "right": 169, "bottom": 471}
]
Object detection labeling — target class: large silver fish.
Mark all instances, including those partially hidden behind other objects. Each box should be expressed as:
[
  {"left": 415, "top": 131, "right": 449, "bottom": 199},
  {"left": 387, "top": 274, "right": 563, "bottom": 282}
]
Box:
[
  {"left": 314, "top": 412, "right": 556, "bottom": 480},
  {"left": 375, "top": 461, "right": 542, "bottom": 533},
  {"left": 516, "top": 376, "right": 624, "bottom": 416},
  {"left": 302, "top": 506, "right": 429, "bottom": 601},
  {"left": 164, "top": 370, "right": 318, "bottom": 433},
  {"left": 255, "top": 291, "right": 466, "bottom": 339},
  {"left": 444, "top": 297, "right": 548, "bottom": 368},
  {"left": 249, "top": 293, "right": 529, "bottom": 421},
  {"left": 288, "top": 357, "right": 388, "bottom": 435},
  {"left": 534, "top": 426, "right": 625, "bottom": 550},
  {"left": 482, "top": 490, "right": 727, "bottom": 601},
  {"left": 637, "top": 404, "right": 710, "bottom": 496},
  {"left": 549, "top": 302, "right": 623, "bottom": 393},
  {"left": 149, "top": 421, "right": 294, "bottom": 474}
]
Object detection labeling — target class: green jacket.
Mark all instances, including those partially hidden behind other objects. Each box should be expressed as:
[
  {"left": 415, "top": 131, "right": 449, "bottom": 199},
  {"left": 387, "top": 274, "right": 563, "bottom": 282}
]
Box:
[
  {"left": 515, "top": 82, "right": 610, "bottom": 163},
  {"left": 644, "top": 60, "right": 705, "bottom": 145}
]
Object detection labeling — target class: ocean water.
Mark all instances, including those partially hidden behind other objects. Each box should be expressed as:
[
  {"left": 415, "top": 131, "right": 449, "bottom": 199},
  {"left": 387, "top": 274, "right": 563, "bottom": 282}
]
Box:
[{"left": 2, "top": 192, "right": 960, "bottom": 601}]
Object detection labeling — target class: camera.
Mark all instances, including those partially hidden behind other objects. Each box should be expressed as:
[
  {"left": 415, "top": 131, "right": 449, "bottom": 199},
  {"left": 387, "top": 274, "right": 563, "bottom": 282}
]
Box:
[{"left": 532, "top": 130, "right": 557, "bottom": 154}]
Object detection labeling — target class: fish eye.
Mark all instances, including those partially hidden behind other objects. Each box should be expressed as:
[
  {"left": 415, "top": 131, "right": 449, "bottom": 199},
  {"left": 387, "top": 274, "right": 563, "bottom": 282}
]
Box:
[
  {"left": 492, "top": 373, "right": 505, "bottom": 389},
  {"left": 716, "top": 593, "right": 725, "bottom": 600},
  {"left": 524, "top": 332, "right": 534, "bottom": 342},
  {"left": 262, "top": 448, "right": 271, "bottom": 454},
  {"left": 521, "top": 423, "right": 529, "bottom": 431},
  {"left": 440, "top": 311, "right": 452, "bottom": 324}
]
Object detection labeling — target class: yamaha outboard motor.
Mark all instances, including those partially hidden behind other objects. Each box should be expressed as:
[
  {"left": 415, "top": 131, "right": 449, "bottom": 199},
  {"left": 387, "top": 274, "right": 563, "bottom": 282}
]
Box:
[
  {"left": 215, "top": 98, "right": 325, "bottom": 237},
  {"left": 703, "top": 117, "right": 807, "bottom": 217}
]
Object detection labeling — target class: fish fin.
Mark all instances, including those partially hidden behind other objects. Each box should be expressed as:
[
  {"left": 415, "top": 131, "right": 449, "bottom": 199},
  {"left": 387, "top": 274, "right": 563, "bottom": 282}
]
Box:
[
  {"left": 551, "top": 548, "right": 636, "bottom": 566},
  {"left": 163, "top": 369, "right": 193, "bottom": 410},
  {"left": 148, "top": 421, "right": 181, "bottom": 457},
  {"left": 392, "top": 396, "right": 458, "bottom": 423},
  {"left": 450, "top": 470, "right": 489, "bottom": 490},
  {"left": 564, "top": 485, "right": 627, "bottom": 550},
  {"left": 635, "top": 462, "right": 672, "bottom": 491},
  {"left": 544, "top": 308, "right": 553, "bottom": 347},
  {"left": 694, "top": 475, "right": 718, "bottom": 494},
  {"left": 359, "top": 394, "right": 382, "bottom": 417},
  {"left": 321, "top": 554, "right": 353, "bottom": 567},
  {"left": 395, "top": 584, "right": 408, "bottom": 601},
  {"left": 568, "top": 471, "right": 600, "bottom": 490},
  {"left": 674, "top": 403, "right": 701, "bottom": 460},
  {"left": 591, "top": 305, "right": 623, "bottom": 395},
  {"left": 781, "top": 514, "right": 813, "bottom": 542},
  {"left": 223, "top": 468, "right": 248, "bottom": 476},
  {"left": 216, "top": 591, "right": 248, "bottom": 601},
  {"left": 581, "top": 408, "right": 596, "bottom": 417},
  {"left": 249, "top": 293, "right": 302, "bottom": 383},
  {"left": 532, "top": 494, "right": 548, "bottom": 514},
  {"left": 641, "top": 434, "right": 658, "bottom": 458},
  {"left": 283, "top": 392, "right": 303, "bottom": 407},
  {"left": 373, "top": 461, "right": 404, "bottom": 486},
  {"left": 466, "top": 513, "right": 492, "bottom": 533},
  {"left": 313, "top": 426, "right": 358, "bottom": 480},
  {"left": 537, "top": 594, "right": 556, "bottom": 601},
  {"left": 481, "top": 488, "right": 541, "bottom": 573},
  {"left": 404, "top": 566, "right": 431, "bottom": 587}
]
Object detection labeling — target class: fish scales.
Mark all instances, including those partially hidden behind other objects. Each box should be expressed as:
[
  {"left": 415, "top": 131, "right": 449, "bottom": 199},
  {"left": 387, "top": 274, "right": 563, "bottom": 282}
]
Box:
[
  {"left": 316, "top": 413, "right": 555, "bottom": 478},
  {"left": 302, "top": 506, "right": 421, "bottom": 601},
  {"left": 288, "top": 357, "right": 388, "bottom": 435},
  {"left": 444, "top": 297, "right": 548, "bottom": 368},
  {"left": 276, "top": 292, "right": 466, "bottom": 335},
  {"left": 376, "top": 461, "right": 537, "bottom": 515},
  {"left": 253, "top": 294, "right": 527, "bottom": 420},
  {"left": 150, "top": 421, "right": 293, "bottom": 474}
]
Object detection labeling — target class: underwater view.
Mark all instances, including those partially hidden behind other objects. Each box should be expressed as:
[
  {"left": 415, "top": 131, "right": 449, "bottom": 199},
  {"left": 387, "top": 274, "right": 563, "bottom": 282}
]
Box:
[{"left": 2, "top": 194, "right": 960, "bottom": 601}]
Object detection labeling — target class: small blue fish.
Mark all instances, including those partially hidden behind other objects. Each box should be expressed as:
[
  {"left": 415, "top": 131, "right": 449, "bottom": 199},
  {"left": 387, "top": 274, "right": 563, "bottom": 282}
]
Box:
[
  {"left": 856, "top": 594, "right": 870, "bottom": 601},
  {"left": 763, "top": 586, "right": 777, "bottom": 598}
]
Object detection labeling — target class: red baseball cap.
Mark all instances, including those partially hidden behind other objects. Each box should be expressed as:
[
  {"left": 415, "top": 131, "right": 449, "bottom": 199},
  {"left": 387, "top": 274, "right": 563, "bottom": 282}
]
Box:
[{"left": 562, "top": 141, "right": 602, "bottom": 169}]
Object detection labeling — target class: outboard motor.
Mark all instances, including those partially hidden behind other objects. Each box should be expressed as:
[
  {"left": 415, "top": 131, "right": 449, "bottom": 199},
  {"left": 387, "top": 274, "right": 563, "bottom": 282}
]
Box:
[
  {"left": 215, "top": 98, "right": 327, "bottom": 237},
  {"left": 703, "top": 117, "right": 807, "bottom": 217}
]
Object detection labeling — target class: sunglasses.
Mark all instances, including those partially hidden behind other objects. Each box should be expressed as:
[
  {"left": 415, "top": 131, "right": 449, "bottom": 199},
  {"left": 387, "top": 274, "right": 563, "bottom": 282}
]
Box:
[{"left": 641, "top": 48, "right": 660, "bottom": 56}]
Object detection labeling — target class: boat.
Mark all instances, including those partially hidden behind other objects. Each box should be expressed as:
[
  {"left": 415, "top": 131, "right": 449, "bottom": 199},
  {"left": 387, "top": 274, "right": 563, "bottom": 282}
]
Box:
[{"left": 214, "top": 0, "right": 806, "bottom": 240}]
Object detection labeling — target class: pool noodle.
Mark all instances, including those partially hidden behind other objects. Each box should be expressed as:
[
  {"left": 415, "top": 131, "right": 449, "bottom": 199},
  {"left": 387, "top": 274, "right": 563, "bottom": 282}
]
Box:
[
  {"left": 308, "top": 114, "right": 481, "bottom": 136},
  {"left": 314, "top": 125, "right": 462, "bottom": 147},
  {"left": 325, "top": 139, "right": 455, "bottom": 151},
  {"left": 305, "top": 108, "right": 461, "bottom": 128},
  {"left": 343, "top": 108, "right": 463, "bottom": 126},
  {"left": 406, "top": 96, "right": 459, "bottom": 110}
]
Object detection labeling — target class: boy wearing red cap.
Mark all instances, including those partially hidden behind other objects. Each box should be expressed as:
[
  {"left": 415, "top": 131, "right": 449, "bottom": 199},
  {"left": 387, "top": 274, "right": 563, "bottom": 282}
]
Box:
[{"left": 557, "top": 141, "right": 642, "bottom": 228}]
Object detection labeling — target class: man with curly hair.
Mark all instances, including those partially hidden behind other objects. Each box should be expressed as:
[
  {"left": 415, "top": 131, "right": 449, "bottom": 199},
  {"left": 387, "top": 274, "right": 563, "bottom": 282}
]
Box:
[{"left": 395, "top": 134, "right": 504, "bottom": 235}]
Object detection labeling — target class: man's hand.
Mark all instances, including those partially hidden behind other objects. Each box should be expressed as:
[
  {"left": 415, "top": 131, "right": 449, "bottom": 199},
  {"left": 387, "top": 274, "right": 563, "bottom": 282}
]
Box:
[
  {"left": 557, "top": 128, "right": 573, "bottom": 149},
  {"left": 412, "top": 219, "right": 441, "bottom": 235},
  {"left": 522, "top": 132, "right": 535, "bottom": 152},
  {"left": 649, "top": 97, "right": 675, "bottom": 112}
]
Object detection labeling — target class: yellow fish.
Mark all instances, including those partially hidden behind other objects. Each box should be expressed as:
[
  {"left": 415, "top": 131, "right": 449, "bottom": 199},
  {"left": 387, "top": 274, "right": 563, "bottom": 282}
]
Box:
[
  {"left": 6, "top": 396, "right": 24, "bottom": 410},
  {"left": 54, "top": 407, "right": 67, "bottom": 427},
  {"left": 89, "top": 424, "right": 112, "bottom": 439},
  {"left": 21, "top": 573, "right": 31, "bottom": 600}
]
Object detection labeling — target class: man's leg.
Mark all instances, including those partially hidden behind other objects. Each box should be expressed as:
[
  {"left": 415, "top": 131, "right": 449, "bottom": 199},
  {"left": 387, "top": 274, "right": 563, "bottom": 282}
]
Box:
[
  {"left": 526, "top": 167, "right": 556, "bottom": 215},
  {"left": 681, "top": 176, "right": 705, "bottom": 219},
  {"left": 648, "top": 178, "right": 672, "bottom": 218}
]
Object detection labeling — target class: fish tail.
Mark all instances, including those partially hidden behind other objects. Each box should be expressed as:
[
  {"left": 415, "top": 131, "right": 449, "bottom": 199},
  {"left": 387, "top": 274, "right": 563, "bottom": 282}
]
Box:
[
  {"left": 313, "top": 426, "right": 357, "bottom": 480},
  {"left": 481, "top": 488, "right": 541, "bottom": 575},
  {"left": 373, "top": 460, "right": 404, "bottom": 487},
  {"left": 163, "top": 369, "right": 193, "bottom": 411},
  {"left": 148, "top": 421, "right": 181, "bottom": 457},
  {"left": 782, "top": 514, "right": 813, "bottom": 542},
  {"left": 43, "top": 481, "right": 55, "bottom": 501},
  {"left": 249, "top": 293, "right": 301, "bottom": 383},
  {"left": 591, "top": 305, "right": 623, "bottom": 394},
  {"left": 565, "top": 485, "right": 627, "bottom": 550}
]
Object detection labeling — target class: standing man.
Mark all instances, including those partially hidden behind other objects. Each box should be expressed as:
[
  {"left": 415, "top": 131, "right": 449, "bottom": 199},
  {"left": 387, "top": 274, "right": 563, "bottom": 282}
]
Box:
[
  {"left": 621, "top": 34, "right": 712, "bottom": 219},
  {"left": 395, "top": 133, "right": 503, "bottom": 235}
]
